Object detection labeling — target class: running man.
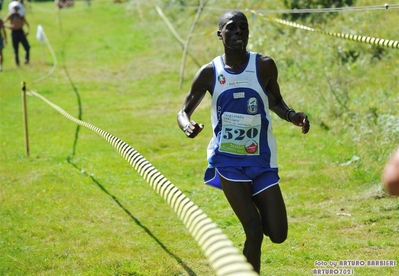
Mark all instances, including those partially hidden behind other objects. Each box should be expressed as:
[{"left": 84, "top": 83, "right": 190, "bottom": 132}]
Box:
[{"left": 177, "top": 10, "right": 310, "bottom": 273}]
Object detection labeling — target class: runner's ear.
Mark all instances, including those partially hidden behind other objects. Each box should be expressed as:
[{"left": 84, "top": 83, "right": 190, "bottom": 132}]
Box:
[{"left": 217, "top": 30, "right": 222, "bottom": 40}]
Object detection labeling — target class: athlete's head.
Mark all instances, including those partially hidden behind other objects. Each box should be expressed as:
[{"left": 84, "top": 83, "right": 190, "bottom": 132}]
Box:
[
  {"left": 218, "top": 10, "right": 247, "bottom": 29},
  {"left": 217, "top": 10, "right": 249, "bottom": 51}
]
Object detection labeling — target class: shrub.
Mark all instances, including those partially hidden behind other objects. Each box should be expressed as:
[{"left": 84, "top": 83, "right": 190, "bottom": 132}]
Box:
[{"left": 282, "top": 0, "right": 356, "bottom": 23}]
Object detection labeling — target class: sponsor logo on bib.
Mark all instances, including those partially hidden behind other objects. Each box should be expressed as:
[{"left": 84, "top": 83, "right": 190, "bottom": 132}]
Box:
[{"left": 247, "top": 97, "right": 258, "bottom": 114}]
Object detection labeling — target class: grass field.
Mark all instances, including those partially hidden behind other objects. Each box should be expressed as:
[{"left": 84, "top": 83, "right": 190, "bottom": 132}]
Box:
[{"left": 0, "top": 0, "right": 398, "bottom": 275}]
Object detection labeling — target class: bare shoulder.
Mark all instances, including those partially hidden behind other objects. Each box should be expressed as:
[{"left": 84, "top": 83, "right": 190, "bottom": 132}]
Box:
[
  {"left": 256, "top": 54, "right": 278, "bottom": 79},
  {"left": 197, "top": 62, "right": 214, "bottom": 78},
  {"left": 192, "top": 62, "right": 214, "bottom": 91},
  {"left": 257, "top": 54, "right": 277, "bottom": 68}
]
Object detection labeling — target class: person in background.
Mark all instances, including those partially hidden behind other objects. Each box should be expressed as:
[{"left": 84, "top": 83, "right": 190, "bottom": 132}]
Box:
[
  {"left": 382, "top": 146, "right": 399, "bottom": 196},
  {"left": 0, "top": 19, "right": 7, "bottom": 71},
  {"left": 8, "top": 0, "right": 25, "bottom": 16},
  {"left": 4, "top": 2, "right": 30, "bottom": 66},
  {"left": 177, "top": 10, "right": 310, "bottom": 273}
]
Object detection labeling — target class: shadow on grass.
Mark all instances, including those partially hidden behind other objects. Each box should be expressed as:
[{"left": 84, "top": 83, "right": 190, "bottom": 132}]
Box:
[
  {"left": 60, "top": 32, "right": 196, "bottom": 274},
  {"left": 61, "top": 50, "right": 82, "bottom": 157},
  {"left": 66, "top": 157, "right": 197, "bottom": 276}
]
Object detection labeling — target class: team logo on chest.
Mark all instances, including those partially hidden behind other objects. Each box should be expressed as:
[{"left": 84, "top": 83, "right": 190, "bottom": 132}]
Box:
[
  {"left": 247, "top": 97, "right": 258, "bottom": 114},
  {"left": 217, "top": 74, "right": 226, "bottom": 84}
]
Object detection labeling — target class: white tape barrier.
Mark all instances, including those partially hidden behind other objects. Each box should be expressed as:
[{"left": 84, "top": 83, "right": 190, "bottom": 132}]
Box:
[{"left": 27, "top": 89, "right": 258, "bottom": 276}]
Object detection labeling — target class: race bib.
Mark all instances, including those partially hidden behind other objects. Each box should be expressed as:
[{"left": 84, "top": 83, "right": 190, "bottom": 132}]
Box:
[{"left": 219, "top": 112, "right": 261, "bottom": 155}]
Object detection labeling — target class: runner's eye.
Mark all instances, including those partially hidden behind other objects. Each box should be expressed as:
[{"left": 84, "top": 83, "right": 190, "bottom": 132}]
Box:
[{"left": 226, "top": 24, "right": 235, "bottom": 31}]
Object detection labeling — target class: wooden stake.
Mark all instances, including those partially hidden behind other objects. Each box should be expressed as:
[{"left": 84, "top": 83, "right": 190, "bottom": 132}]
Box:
[{"left": 22, "top": 82, "right": 29, "bottom": 156}]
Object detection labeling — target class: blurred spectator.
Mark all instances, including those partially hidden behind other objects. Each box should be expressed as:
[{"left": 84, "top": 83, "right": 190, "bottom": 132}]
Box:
[
  {"left": 55, "top": 0, "right": 74, "bottom": 9},
  {"left": 382, "top": 147, "right": 399, "bottom": 196},
  {"left": 8, "top": 0, "right": 24, "bottom": 16},
  {"left": 0, "top": 19, "right": 7, "bottom": 71},
  {"left": 4, "top": 2, "right": 30, "bottom": 66}
]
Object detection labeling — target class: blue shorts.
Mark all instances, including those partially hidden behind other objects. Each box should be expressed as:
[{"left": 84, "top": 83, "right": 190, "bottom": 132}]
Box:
[{"left": 204, "top": 166, "right": 280, "bottom": 196}]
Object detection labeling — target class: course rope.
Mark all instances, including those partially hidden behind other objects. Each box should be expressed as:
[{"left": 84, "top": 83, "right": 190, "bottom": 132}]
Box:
[
  {"left": 26, "top": 89, "right": 257, "bottom": 276},
  {"left": 33, "top": 26, "right": 58, "bottom": 84},
  {"left": 251, "top": 3, "right": 399, "bottom": 14},
  {"left": 138, "top": 2, "right": 399, "bottom": 14},
  {"left": 252, "top": 12, "right": 399, "bottom": 49}
]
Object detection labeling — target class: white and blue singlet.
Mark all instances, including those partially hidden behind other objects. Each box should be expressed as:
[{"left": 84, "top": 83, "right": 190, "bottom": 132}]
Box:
[{"left": 204, "top": 51, "right": 280, "bottom": 195}]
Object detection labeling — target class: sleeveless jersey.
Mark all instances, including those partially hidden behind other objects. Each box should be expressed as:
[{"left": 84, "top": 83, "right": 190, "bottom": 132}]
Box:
[{"left": 206, "top": 51, "right": 278, "bottom": 169}]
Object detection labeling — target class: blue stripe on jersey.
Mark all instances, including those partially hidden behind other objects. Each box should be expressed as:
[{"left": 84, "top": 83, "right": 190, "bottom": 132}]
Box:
[{"left": 206, "top": 51, "right": 278, "bottom": 169}]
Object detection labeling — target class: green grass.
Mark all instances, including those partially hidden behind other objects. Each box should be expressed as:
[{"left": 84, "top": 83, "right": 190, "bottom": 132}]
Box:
[{"left": 1, "top": 1, "right": 398, "bottom": 275}]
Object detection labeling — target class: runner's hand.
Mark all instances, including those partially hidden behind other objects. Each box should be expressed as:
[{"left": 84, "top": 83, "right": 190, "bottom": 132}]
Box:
[{"left": 184, "top": 121, "right": 204, "bottom": 138}]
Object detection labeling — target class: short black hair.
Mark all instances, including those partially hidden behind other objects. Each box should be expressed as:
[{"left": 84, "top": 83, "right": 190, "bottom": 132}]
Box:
[{"left": 218, "top": 10, "right": 247, "bottom": 30}]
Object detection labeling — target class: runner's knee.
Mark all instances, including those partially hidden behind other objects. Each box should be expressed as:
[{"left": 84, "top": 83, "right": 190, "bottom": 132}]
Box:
[
  {"left": 269, "top": 231, "right": 287, "bottom": 243},
  {"left": 243, "top": 222, "right": 264, "bottom": 244}
]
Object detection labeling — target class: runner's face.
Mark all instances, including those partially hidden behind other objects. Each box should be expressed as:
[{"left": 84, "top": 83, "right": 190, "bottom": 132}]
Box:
[{"left": 219, "top": 13, "right": 249, "bottom": 50}]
